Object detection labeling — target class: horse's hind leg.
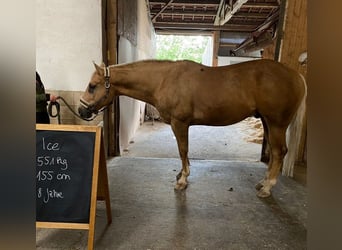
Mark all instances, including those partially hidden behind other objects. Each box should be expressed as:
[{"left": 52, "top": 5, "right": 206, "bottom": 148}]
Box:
[
  {"left": 255, "top": 117, "right": 270, "bottom": 190},
  {"left": 171, "top": 119, "right": 190, "bottom": 190},
  {"left": 260, "top": 117, "right": 270, "bottom": 164},
  {"left": 257, "top": 125, "right": 288, "bottom": 198}
]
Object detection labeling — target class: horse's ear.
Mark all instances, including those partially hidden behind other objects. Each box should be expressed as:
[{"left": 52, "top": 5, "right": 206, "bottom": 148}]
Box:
[{"left": 93, "top": 61, "right": 103, "bottom": 75}]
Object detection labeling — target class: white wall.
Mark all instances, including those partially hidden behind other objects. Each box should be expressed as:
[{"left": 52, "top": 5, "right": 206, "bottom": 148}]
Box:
[
  {"left": 218, "top": 56, "right": 259, "bottom": 66},
  {"left": 136, "top": 0, "right": 156, "bottom": 60},
  {"left": 201, "top": 35, "right": 262, "bottom": 67},
  {"left": 118, "top": 0, "right": 156, "bottom": 152},
  {"left": 36, "top": 0, "right": 102, "bottom": 91}
]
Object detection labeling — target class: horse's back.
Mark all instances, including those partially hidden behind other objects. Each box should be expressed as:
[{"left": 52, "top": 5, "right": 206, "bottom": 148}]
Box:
[{"left": 158, "top": 59, "right": 305, "bottom": 126}]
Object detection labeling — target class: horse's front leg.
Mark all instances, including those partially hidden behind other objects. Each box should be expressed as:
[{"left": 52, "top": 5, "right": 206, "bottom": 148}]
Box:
[{"left": 171, "top": 119, "right": 190, "bottom": 190}]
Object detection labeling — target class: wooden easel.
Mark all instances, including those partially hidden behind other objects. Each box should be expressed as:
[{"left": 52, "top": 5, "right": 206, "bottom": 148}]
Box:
[{"left": 36, "top": 124, "right": 112, "bottom": 250}]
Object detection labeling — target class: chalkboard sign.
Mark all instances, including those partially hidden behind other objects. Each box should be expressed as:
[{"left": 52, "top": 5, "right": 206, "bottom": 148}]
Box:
[
  {"left": 36, "top": 124, "right": 112, "bottom": 250},
  {"left": 36, "top": 130, "right": 95, "bottom": 223}
]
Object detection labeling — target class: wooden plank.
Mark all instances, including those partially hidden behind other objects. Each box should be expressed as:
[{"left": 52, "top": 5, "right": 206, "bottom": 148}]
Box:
[
  {"left": 36, "top": 222, "right": 89, "bottom": 230},
  {"left": 279, "top": 0, "right": 307, "bottom": 76},
  {"left": 36, "top": 123, "right": 98, "bottom": 132},
  {"left": 87, "top": 126, "right": 102, "bottom": 250},
  {"left": 99, "top": 137, "right": 112, "bottom": 224}
]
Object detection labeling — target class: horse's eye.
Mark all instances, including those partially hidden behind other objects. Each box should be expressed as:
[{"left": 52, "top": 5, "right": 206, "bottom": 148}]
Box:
[{"left": 88, "top": 83, "right": 96, "bottom": 93}]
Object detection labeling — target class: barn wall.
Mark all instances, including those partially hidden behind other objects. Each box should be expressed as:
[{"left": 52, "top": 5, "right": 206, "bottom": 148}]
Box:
[
  {"left": 279, "top": 0, "right": 307, "bottom": 175},
  {"left": 36, "top": 0, "right": 102, "bottom": 91},
  {"left": 279, "top": 0, "right": 307, "bottom": 77},
  {"left": 117, "top": 0, "right": 156, "bottom": 152}
]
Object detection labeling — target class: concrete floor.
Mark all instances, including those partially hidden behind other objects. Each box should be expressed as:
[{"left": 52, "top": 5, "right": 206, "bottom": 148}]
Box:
[
  {"left": 122, "top": 120, "right": 262, "bottom": 161},
  {"left": 36, "top": 121, "right": 307, "bottom": 249}
]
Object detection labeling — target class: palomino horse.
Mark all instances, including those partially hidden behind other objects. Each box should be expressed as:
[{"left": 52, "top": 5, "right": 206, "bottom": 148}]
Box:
[{"left": 78, "top": 59, "right": 307, "bottom": 198}]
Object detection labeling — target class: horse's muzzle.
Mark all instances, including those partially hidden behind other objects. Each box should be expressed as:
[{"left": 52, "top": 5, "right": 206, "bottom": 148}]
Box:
[{"left": 78, "top": 106, "right": 94, "bottom": 119}]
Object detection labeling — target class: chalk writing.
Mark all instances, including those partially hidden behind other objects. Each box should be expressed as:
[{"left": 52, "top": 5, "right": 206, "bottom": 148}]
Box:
[
  {"left": 36, "top": 170, "right": 71, "bottom": 182},
  {"left": 36, "top": 129, "right": 95, "bottom": 223},
  {"left": 36, "top": 156, "right": 68, "bottom": 170},
  {"left": 37, "top": 187, "right": 64, "bottom": 204},
  {"left": 42, "top": 137, "right": 60, "bottom": 151},
  {"left": 36, "top": 138, "right": 71, "bottom": 204}
]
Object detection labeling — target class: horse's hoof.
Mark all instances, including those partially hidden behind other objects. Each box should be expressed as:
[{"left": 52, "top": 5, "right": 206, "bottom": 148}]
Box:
[
  {"left": 256, "top": 189, "right": 271, "bottom": 198},
  {"left": 255, "top": 182, "right": 263, "bottom": 191},
  {"left": 174, "top": 182, "right": 188, "bottom": 191}
]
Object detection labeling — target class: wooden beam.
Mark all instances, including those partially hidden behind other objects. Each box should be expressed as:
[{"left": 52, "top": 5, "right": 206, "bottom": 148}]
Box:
[
  {"left": 232, "top": 9, "right": 279, "bottom": 53},
  {"left": 153, "top": 22, "right": 256, "bottom": 32},
  {"left": 104, "top": 0, "right": 120, "bottom": 156},
  {"left": 152, "top": 0, "right": 173, "bottom": 22},
  {"left": 149, "top": 2, "right": 219, "bottom": 8},
  {"left": 156, "top": 30, "right": 213, "bottom": 36},
  {"left": 242, "top": 2, "right": 279, "bottom": 8},
  {"left": 220, "top": 42, "right": 240, "bottom": 47},
  {"left": 214, "top": 0, "right": 225, "bottom": 25},
  {"left": 216, "top": 0, "right": 248, "bottom": 26},
  {"left": 274, "top": 0, "right": 287, "bottom": 62},
  {"left": 234, "top": 12, "right": 270, "bottom": 19},
  {"left": 212, "top": 31, "right": 220, "bottom": 66},
  {"left": 150, "top": 10, "right": 217, "bottom": 17}
]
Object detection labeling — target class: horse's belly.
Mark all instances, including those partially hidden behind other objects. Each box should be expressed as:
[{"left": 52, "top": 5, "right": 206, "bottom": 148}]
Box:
[{"left": 192, "top": 108, "right": 252, "bottom": 126}]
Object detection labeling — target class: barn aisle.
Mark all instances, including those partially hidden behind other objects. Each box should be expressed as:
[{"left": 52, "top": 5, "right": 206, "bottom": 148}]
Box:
[
  {"left": 36, "top": 157, "right": 307, "bottom": 249},
  {"left": 36, "top": 120, "right": 307, "bottom": 249},
  {"left": 123, "top": 119, "right": 264, "bottom": 161}
]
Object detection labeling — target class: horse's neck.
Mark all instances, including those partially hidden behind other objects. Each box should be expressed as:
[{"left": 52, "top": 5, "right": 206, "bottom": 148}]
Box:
[{"left": 109, "top": 61, "right": 169, "bottom": 105}]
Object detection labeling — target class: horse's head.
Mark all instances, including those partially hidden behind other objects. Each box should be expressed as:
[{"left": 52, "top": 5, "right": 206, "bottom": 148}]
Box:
[{"left": 78, "top": 62, "right": 113, "bottom": 119}]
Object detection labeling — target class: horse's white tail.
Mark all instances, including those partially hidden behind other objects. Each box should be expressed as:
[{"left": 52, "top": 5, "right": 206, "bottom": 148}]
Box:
[{"left": 282, "top": 74, "right": 307, "bottom": 176}]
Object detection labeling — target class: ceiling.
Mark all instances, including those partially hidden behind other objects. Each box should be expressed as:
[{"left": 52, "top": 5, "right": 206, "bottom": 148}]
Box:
[{"left": 146, "top": 0, "right": 281, "bottom": 56}]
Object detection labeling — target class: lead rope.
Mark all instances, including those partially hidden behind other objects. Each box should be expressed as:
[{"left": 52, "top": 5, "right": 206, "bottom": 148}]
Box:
[{"left": 48, "top": 96, "right": 100, "bottom": 124}]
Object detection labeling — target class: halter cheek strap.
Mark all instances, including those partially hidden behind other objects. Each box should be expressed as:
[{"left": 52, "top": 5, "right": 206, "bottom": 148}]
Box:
[
  {"left": 101, "top": 66, "right": 112, "bottom": 107},
  {"left": 104, "top": 66, "right": 110, "bottom": 89}
]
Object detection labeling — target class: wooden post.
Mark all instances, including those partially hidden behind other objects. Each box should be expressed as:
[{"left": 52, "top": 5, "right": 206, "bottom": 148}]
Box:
[
  {"left": 103, "top": 0, "right": 120, "bottom": 156},
  {"left": 212, "top": 31, "right": 220, "bottom": 66},
  {"left": 276, "top": 0, "right": 307, "bottom": 176}
]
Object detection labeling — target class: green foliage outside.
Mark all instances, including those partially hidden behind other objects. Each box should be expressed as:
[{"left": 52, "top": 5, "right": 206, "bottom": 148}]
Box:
[{"left": 156, "top": 35, "right": 209, "bottom": 63}]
